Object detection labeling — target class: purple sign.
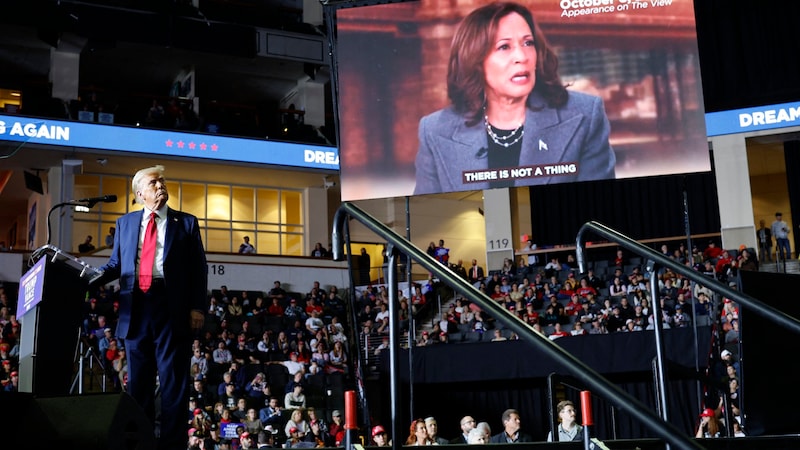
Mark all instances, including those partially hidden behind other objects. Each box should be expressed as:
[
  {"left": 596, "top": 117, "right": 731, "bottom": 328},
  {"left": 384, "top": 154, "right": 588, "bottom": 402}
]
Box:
[{"left": 18, "top": 257, "right": 46, "bottom": 317}]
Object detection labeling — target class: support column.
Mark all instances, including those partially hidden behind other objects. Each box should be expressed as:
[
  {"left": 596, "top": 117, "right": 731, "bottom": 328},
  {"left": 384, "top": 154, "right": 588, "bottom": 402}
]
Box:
[
  {"left": 710, "top": 134, "right": 756, "bottom": 250},
  {"left": 483, "top": 188, "right": 515, "bottom": 272}
]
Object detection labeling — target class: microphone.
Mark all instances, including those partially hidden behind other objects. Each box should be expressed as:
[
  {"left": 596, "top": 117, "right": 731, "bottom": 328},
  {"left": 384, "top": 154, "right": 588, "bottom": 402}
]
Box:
[{"left": 75, "top": 195, "right": 118, "bottom": 204}]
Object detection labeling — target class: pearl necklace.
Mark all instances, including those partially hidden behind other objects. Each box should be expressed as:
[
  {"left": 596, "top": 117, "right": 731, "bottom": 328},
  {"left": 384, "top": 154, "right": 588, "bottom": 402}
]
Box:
[{"left": 485, "top": 115, "right": 524, "bottom": 148}]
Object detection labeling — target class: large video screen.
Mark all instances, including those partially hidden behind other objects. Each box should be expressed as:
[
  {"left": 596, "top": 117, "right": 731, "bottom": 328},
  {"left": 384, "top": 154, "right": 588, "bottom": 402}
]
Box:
[{"left": 333, "top": 0, "right": 710, "bottom": 201}]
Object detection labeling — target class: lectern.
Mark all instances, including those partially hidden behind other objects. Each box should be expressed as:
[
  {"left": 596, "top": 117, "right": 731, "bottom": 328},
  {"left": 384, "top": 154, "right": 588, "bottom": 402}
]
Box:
[{"left": 18, "top": 245, "right": 103, "bottom": 396}]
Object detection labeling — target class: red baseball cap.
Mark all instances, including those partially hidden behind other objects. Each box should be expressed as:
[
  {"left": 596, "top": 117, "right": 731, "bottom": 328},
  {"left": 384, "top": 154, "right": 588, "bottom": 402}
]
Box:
[
  {"left": 372, "top": 425, "right": 386, "bottom": 437},
  {"left": 699, "top": 408, "right": 715, "bottom": 418}
]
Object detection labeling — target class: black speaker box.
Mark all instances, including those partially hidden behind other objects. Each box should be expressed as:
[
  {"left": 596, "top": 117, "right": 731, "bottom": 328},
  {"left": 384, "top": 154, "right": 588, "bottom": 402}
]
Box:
[{"left": 0, "top": 392, "right": 155, "bottom": 449}]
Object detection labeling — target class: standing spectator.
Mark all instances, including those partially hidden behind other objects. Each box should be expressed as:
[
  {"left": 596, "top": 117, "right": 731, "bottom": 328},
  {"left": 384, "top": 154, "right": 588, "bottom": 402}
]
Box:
[
  {"left": 78, "top": 235, "right": 96, "bottom": 253},
  {"left": 358, "top": 247, "right": 371, "bottom": 285},
  {"left": 772, "top": 212, "right": 791, "bottom": 260},
  {"left": 238, "top": 236, "right": 256, "bottom": 254},
  {"left": 757, "top": 219, "right": 773, "bottom": 261},
  {"left": 105, "top": 226, "right": 116, "bottom": 248},
  {"left": 522, "top": 239, "right": 538, "bottom": 269},
  {"left": 490, "top": 409, "right": 533, "bottom": 443},
  {"left": 310, "top": 242, "right": 329, "bottom": 258},
  {"left": 94, "top": 164, "right": 207, "bottom": 450},
  {"left": 434, "top": 239, "right": 450, "bottom": 265}
]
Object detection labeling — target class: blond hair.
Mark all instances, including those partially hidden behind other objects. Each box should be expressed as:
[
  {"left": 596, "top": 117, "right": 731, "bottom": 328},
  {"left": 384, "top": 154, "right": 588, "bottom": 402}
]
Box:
[{"left": 131, "top": 165, "right": 165, "bottom": 204}]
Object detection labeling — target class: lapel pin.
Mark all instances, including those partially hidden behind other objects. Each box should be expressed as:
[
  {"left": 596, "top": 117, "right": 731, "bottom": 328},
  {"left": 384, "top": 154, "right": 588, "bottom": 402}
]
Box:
[{"left": 538, "top": 139, "right": 548, "bottom": 151}]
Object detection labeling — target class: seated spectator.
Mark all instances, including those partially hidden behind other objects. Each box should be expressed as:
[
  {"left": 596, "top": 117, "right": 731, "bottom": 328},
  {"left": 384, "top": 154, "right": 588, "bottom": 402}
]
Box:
[
  {"left": 737, "top": 247, "right": 758, "bottom": 271},
  {"left": 606, "top": 306, "right": 626, "bottom": 332},
  {"left": 284, "top": 297, "right": 307, "bottom": 324},
  {"left": 305, "top": 292, "right": 324, "bottom": 316},
  {"left": 715, "top": 250, "right": 734, "bottom": 280},
  {"left": 631, "top": 305, "right": 648, "bottom": 329},
  {"left": 547, "top": 400, "right": 584, "bottom": 442},
  {"left": 519, "top": 303, "right": 536, "bottom": 326},
  {"left": 278, "top": 351, "right": 305, "bottom": 376},
  {"left": 245, "top": 372, "right": 270, "bottom": 405},
  {"left": 285, "top": 408, "right": 310, "bottom": 439},
  {"left": 243, "top": 408, "right": 264, "bottom": 435},
  {"left": 286, "top": 319, "right": 307, "bottom": 343},
  {"left": 231, "top": 333, "right": 258, "bottom": 365},
  {"left": 268, "top": 281, "right": 287, "bottom": 303},
  {"left": 284, "top": 383, "right": 306, "bottom": 410},
  {"left": 259, "top": 396, "right": 284, "bottom": 427},
  {"left": 305, "top": 310, "right": 324, "bottom": 335},
  {"left": 275, "top": 331, "right": 291, "bottom": 360},
  {"left": 264, "top": 297, "right": 283, "bottom": 319},
  {"left": 325, "top": 289, "right": 346, "bottom": 321},
  {"left": 660, "top": 278, "right": 677, "bottom": 301},
  {"left": 232, "top": 397, "right": 249, "bottom": 421},
  {"left": 220, "top": 382, "right": 241, "bottom": 411},
  {"left": 578, "top": 302, "right": 595, "bottom": 324},
  {"left": 673, "top": 305, "right": 691, "bottom": 327},
  {"left": 212, "top": 341, "right": 233, "bottom": 369},
  {"left": 417, "top": 330, "right": 434, "bottom": 346},
  {"left": 191, "top": 376, "right": 216, "bottom": 410},
  {"left": 542, "top": 305, "right": 561, "bottom": 326},
  {"left": 249, "top": 296, "right": 266, "bottom": 319},
  {"left": 588, "top": 318, "right": 607, "bottom": 334},
  {"left": 327, "top": 340, "right": 348, "bottom": 373},
  {"left": 564, "top": 295, "right": 582, "bottom": 316},
  {"left": 575, "top": 278, "right": 597, "bottom": 299},
  {"left": 617, "top": 297, "right": 634, "bottom": 321},
  {"left": 255, "top": 331, "right": 276, "bottom": 362},
  {"left": 491, "top": 329, "right": 507, "bottom": 342},
  {"left": 292, "top": 339, "right": 312, "bottom": 365},
  {"left": 703, "top": 241, "right": 724, "bottom": 263},
  {"left": 227, "top": 297, "right": 243, "bottom": 318},
  {"left": 549, "top": 323, "right": 570, "bottom": 340}
]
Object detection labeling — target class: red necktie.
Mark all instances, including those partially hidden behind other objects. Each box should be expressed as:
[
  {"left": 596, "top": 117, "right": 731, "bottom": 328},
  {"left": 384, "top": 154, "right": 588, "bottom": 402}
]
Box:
[{"left": 139, "top": 212, "right": 157, "bottom": 292}]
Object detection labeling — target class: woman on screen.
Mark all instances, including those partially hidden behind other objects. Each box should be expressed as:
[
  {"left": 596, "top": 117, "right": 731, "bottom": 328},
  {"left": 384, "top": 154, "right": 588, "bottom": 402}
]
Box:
[{"left": 414, "top": 1, "right": 615, "bottom": 195}]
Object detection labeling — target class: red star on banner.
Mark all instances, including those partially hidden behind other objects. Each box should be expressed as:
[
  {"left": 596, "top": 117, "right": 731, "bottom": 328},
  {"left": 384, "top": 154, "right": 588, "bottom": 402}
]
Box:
[
  {"left": 188, "top": 142, "right": 196, "bottom": 149},
  {"left": 177, "top": 140, "right": 185, "bottom": 148},
  {"left": 211, "top": 144, "right": 219, "bottom": 151},
  {"left": 199, "top": 143, "right": 207, "bottom": 150},
  {"left": 165, "top": 139, "right": 174, "bottom": 147}
]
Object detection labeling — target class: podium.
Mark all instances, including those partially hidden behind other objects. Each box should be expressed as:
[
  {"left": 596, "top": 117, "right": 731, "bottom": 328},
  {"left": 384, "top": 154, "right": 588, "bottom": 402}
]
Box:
[{"left": 18, "top": 245, "right": 103, "bottom": 396}]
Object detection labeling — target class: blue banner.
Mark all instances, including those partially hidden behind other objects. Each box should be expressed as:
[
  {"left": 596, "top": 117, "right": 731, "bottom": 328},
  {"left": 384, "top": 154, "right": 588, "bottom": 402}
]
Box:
[
  {"left": 705, "top": 101, "right": 800, "bottom": 137},
  {"left": 0, "top": 114, "right": 339, "bottom": 170}
]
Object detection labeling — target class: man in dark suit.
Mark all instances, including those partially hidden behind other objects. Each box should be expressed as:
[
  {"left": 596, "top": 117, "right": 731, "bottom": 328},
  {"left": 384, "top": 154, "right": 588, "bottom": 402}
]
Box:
[
  {"left": 468, "top": 259, "right": 485, "bottom": 287},
  {"left": 489, "top": 409, "right": 533, "bottom": 443},
  {"left": 96, "top": 164, "right": 207, "bottom": 450},
  {"left": 450, "top": 415, "right": 476, "bottom": 444}
]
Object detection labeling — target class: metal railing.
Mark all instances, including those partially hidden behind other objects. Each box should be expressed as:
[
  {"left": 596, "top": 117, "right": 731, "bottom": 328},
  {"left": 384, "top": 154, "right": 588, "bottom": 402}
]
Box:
[{"left": 333, "top": 202, "right": 712, "bottom": 450}]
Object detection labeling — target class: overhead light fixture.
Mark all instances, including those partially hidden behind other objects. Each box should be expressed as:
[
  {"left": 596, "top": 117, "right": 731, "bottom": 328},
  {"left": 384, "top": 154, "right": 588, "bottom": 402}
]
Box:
[{"left": 10, "top": 92, "right": 21, "bottom": 97}]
